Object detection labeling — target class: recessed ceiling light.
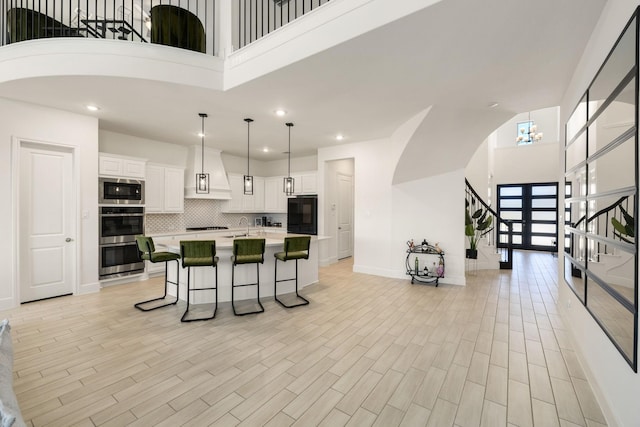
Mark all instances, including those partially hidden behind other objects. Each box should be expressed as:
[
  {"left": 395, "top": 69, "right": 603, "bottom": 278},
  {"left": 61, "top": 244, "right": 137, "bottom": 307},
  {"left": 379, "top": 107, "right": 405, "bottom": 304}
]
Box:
[
  {"left": 275, "top": 109, "right": 287, "bottom": 117},
  {"left": 197, "top": 132, "right": 205, "bottom": 138},
  {"left": 86, "top": 105, "right": 100, "bottom": 112},
  {"left": 488, "top": 102, "right": 499, "bottom": 108},
  {"left": 336, "top": 134, "right": 344, "bottom": 141},
  {"left": 263, "top": 147, "right": 269, "bottom": 153}
]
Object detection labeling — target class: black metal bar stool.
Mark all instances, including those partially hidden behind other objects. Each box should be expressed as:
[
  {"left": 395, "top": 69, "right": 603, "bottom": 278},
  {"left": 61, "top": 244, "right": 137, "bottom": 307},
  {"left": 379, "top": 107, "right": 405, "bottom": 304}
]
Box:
[
  {"left": 180, "top": 240, "right": 218, "bottom": 322},
  {"left": 134, "top": 235, "right": 180, "bottom": 311},
  {"left": 274, "top": 236, "right": 311, "bottom": 308},
  {"left": 231, "top": 238, "right": 266, "bottom": 316}
]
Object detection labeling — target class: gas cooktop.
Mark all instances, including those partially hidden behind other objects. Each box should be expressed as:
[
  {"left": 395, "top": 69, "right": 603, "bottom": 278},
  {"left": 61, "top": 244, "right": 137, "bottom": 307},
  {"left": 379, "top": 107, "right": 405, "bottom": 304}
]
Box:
[{"left": 185, "top": 226, "right": 229, "bottom": 231}]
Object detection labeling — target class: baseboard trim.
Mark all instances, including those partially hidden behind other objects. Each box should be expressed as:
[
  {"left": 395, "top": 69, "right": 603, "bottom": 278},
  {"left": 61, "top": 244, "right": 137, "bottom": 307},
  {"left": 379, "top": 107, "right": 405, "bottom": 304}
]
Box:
[
  {"left": 0, "top": 297, "right": 16, "bottom": 312},
  {"left": 79, "top": 281, "right": 101, "bottom": 294}
]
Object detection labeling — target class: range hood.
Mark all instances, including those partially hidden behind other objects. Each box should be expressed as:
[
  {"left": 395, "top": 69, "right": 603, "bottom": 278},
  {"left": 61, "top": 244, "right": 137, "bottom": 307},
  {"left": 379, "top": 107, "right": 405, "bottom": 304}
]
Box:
[{"left": 185, "top": 146, "right": 231, "bottom": 199}]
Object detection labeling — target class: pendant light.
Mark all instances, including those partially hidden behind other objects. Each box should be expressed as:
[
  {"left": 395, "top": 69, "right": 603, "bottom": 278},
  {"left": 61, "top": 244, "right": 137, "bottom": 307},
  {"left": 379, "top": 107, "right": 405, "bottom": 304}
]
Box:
[
  {"left": 283, "top": 122, "right": 295, "bottom": 195},
  {"left": 196, "top": 113, "right": 210, "bottom": 194},
  {"left": 244, "top": 118, "right": 254, "bottom": 195}
]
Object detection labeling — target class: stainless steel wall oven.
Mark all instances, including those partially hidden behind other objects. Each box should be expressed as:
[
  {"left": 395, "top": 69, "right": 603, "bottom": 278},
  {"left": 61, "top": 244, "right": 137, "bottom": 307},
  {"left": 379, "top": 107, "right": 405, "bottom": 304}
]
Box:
[{"left": 99, "top": 206, "right": 145, "bottom": 278}]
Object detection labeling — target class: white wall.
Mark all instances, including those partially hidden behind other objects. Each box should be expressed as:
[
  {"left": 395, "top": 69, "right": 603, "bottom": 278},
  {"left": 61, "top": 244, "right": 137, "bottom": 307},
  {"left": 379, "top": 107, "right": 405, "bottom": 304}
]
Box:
[
  {"left": 559, "top": 1, "right": 640, "bottom": 426},
  {"left": 99, "top": 130, "right": 188, "bottom": 167},
  {"left": 0, "top": 98, "right": 99, "bottom": 309},
  {"left": 495, "top": 107, "right": 560, "bottom": 148},
  {"left": 318, "top": 110, "right": 465, "bottom": 286},
  {"left": 261, "top": 155, "right": 318, "bottom": 177},
  {"left": 465, "top": 139, "right": 489, "bottom": 202},
  {"left": 493, "top": 143, "right": 560, "bottom": 186}
]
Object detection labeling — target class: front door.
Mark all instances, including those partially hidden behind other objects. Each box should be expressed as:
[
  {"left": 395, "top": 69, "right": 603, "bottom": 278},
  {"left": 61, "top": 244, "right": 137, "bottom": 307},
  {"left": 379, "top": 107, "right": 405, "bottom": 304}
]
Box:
[
  {"left": 497, "top": 182, "right": 558, "bottom": 252},
  {"left": 19, "top": 143, "right": 76, "bottom": 303}
]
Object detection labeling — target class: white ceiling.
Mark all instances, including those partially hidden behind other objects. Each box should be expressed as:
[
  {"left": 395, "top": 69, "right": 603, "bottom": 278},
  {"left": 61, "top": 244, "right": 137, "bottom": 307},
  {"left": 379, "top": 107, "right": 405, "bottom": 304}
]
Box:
[{"left": 0, "top": 0, "right": 606, "bottom": 160}]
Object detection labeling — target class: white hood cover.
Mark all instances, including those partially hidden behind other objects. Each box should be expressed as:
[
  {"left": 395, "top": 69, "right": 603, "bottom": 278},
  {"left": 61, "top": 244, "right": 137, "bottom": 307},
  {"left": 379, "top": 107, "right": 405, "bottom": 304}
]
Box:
[{"left": 185, "top": 146, "right": 231, "bottom": 199}]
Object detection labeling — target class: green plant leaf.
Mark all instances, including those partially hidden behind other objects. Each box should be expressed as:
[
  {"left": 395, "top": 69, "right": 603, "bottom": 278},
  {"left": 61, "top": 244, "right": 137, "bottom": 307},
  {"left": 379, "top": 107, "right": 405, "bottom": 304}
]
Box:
[
  {"left": 612, "top": 217, "right": 629, "bottom": 236},
  {"left": 465, "top": 223, "right": 475, "bottom": 237},
  {"left": 620, "top": 205, "right": 635, "bottom": 232},
  {"left": 472, "top": 208, "right": 483, "bottom": 219}
]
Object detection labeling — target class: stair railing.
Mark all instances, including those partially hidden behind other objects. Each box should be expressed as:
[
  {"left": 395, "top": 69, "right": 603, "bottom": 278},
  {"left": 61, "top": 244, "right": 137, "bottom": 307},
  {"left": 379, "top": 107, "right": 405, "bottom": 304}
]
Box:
[
  {"left": 465, "top": 178, "right": 513, "bottom": 269},
  {"left": 571, "top": 194, "right": 634, "bottom": 262}
]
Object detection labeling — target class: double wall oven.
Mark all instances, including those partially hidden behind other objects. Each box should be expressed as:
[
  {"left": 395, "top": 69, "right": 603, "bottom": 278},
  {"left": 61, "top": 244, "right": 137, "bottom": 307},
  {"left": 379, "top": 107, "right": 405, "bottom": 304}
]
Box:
[{"left": 99, "top": 178, "right": 145, "bottom": 279}]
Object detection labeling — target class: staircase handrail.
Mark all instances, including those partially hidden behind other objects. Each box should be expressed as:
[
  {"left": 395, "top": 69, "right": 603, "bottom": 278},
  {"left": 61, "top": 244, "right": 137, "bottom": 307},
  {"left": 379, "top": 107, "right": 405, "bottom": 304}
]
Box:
[
  {"left": 464, "top": 179, "right": 510, "bottom": 227},
  {"left": 465, "top": 178, "right": 513, "bottom": 269},
  {"left": 573, "top": 195, "right": 629, "bottom": 228}
]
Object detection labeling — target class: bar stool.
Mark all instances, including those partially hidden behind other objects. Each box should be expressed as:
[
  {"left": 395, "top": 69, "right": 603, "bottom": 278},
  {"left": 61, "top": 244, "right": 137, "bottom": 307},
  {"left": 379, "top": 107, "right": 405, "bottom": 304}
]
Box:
[
  {"left": 180, "top": 240, "right": 218, "bottom": 322},
  {"left": 274, "top": 236, "right": 311, "bottom": 308},
  {"left": 134, "top": 235, "right": 180, "bottom": 311},
  {"left": 231, "top": 238, "right": 266, "bottom": 316}
]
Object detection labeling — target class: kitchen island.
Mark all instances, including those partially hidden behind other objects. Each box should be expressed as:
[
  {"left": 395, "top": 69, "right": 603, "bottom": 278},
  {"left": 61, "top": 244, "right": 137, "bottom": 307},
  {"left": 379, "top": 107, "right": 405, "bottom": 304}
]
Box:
[{"left": 154, "top": 231, "right": 325, "bottom": 304}]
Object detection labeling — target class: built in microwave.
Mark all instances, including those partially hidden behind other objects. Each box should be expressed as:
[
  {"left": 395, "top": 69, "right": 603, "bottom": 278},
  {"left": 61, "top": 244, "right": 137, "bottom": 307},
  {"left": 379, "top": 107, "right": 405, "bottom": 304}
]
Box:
[{"left": 99, "top": 177, "right": 145, "bottom": 205}]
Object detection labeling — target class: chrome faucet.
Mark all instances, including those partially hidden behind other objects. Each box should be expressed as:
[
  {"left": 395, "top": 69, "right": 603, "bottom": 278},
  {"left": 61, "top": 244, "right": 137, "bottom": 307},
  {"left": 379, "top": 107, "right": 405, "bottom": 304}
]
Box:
[{"left": 239, "top": 216, "right": 249, "bottom": 237}]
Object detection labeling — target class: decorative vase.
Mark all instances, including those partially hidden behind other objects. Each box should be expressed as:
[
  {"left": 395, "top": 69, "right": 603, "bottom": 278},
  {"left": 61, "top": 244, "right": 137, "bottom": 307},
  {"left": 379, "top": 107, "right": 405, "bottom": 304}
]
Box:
[{"left": 466, "top": 249, "right": 478, "bottom": 259}]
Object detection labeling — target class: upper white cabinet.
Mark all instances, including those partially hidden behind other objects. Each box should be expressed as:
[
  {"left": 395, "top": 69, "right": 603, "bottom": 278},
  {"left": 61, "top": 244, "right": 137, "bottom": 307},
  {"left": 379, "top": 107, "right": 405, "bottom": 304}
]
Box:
[
  {"left": 99, "top": 153, "right": 146, "bottom": 179},
  {"left": 291, "top": 172, "right": 317, "bottom": 195},
  {"left": 146, "top": 164, "right": 184, "bottom": 213},
  {"left": 264, "top": 176, "right": 288, "bottom": 213},
  {"left": 224, "top": 173, "right": 265, "bottom": 213}
]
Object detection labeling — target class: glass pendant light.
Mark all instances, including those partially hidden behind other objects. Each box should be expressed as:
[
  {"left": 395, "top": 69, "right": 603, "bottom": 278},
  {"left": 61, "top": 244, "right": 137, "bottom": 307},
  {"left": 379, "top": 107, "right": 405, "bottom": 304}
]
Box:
[
  {"left": 244, "top": 118, "right": 254, "bottom": 195},
  {"left": 283, "top": 122, "right": 294, "bottom": 195},
  {"left": 196, "top": 113, "right": 210, "bottom": 194}
]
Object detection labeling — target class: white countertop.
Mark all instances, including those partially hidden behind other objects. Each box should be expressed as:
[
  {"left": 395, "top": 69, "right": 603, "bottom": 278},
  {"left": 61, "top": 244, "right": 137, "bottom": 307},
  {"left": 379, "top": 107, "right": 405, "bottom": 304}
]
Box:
[
  {"left": 154, "top": 230, "right": 329, "bottom": 251},
  {"left": 147, "top": 226, "right": 285, "bottom": 238}
]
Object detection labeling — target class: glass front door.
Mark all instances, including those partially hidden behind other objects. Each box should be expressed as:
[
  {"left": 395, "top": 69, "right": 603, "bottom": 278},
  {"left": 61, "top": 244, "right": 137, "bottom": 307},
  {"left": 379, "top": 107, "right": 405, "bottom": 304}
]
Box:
[{"left": 497, "top": 183, "right": 559, "bottom": 252}]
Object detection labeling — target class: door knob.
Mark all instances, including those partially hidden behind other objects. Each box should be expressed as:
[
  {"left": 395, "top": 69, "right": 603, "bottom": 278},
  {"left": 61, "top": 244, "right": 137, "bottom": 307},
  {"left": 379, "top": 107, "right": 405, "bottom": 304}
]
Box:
[{"left": 65, "top": 238, "right": 74, "bottom": 242}]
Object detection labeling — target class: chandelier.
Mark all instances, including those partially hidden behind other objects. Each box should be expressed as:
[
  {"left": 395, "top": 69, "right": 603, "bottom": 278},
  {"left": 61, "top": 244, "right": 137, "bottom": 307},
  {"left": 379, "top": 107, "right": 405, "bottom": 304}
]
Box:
[{"left": 516, "top": 112, "right": 543, "bottom": 144}]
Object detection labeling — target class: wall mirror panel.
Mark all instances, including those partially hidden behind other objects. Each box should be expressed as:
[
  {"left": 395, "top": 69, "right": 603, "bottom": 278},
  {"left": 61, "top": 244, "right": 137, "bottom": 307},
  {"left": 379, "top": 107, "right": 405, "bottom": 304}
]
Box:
[
  {"left": 588, "top": 17, "right": 636, "bottom": 118},
  {"left": 586, "top": 276, "right": 635, "bottom": 361},
  {"left": 564, "top": 10, "right": 638, "bottom": 370},
  {"left": 588, "top": 78, "right": 636, "bottom": 157},
  {"left": 567, "top": 231, "right": 587, "bottom": 267},
  {"left": 565, "top": 261, "right": 586, "bottom": 302},
  {"left": 566, "top": 131, "right": 587, "bottom": 170},
  {"left": 568, "top": 201, "right": 587, "bottom": 231},
  {"left": 566, "top": 166, "right": 587, "bottom": 198},
  {"left": 588, "top": 137, "right": 635, "bottom": 194},
  {"left": 567, "top": 95, "right": 587, "bottom": 142}
]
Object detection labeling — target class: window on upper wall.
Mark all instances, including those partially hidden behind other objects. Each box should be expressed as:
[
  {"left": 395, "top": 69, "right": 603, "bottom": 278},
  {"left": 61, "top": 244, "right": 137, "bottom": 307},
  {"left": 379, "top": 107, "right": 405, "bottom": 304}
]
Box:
[{"left": 516, "top": 121, "right": 534, "bottom": 145}]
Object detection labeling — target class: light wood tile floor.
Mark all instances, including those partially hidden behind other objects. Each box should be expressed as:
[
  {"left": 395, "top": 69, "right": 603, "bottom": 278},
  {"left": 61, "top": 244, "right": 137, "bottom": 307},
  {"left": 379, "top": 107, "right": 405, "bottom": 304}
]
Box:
[{"left": 2, "top": 251, "right": 608, "bottom": 426}]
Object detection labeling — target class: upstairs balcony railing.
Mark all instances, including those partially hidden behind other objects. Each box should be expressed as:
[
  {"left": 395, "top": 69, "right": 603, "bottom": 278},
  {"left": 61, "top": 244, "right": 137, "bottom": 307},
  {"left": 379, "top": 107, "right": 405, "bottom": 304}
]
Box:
[
  {"left": 1, "top": 0, "right": 217, "bottom": 54},
  {"left": 0, "top": 0, "right": 333, "bottom": 55},
  {"left": 235, "top": 0, "right": 331, "bottom": 49}
]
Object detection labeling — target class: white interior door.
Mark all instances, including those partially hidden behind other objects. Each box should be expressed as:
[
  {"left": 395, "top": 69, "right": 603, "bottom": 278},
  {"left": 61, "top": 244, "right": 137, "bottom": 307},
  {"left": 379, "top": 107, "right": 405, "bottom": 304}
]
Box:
[
  {"left": 337, "top": 173, "right": 353, "bottom": 259},
  {"left": 19, "top": 144, "right": 75, "bottom": 303}
]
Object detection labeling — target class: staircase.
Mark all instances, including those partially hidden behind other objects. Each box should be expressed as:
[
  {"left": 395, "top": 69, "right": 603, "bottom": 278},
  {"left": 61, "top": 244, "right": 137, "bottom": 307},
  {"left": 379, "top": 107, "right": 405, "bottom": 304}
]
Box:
[{"left": 465, "top": 179, "right": 513, "bottom": 270}]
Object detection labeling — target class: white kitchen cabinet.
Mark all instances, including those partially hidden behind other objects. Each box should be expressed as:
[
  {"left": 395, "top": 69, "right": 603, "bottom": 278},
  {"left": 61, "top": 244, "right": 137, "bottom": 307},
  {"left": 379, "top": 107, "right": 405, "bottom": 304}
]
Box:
[
  {"left": 225, "top": 174, "right": 244, "bottom": 212},
  {"left": 264, "top": 176, "right": 288, "bottom": 213},
  {"left": 224, "top": 174, "right": 266, "bottom": 213},
  {"left": 99, "top": 153, "right": 146, "bottom": 178},
  {"left": 291, "top": 172, "right": 317, "bottom": 195},
  {"left": 253, "top": 177, "right": 265, "bottom": 212},
  {"left": 145, "top": 164, "right": 184, "bottom": 213}
]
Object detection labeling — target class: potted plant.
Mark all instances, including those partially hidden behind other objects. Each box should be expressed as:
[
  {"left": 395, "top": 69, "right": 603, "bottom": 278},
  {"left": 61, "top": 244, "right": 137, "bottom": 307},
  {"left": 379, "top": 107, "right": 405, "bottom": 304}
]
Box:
[{"left": 465, "top": 198, "right": 493, "bottom": 259}]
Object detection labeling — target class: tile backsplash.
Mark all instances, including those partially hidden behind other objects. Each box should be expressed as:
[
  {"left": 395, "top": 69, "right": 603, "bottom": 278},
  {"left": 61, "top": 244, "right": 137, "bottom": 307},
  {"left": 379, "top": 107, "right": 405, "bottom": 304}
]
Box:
[{"left": 145, "top": 199, "right": 286, "bottom": 233}]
